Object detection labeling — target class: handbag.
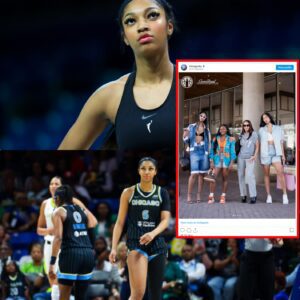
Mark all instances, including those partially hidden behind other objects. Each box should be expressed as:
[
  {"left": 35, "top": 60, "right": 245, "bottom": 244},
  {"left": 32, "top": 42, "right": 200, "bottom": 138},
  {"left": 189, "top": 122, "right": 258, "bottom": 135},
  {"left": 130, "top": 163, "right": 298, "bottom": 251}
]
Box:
[
  {"left": 204, "top": 169, "right": 216, "bottom": 182},
  {"left": 276, "top": 167, "right": 295, "bottom": 191},
  {"left": 180, "top": 146, "right": 190, "bottom": 171}
]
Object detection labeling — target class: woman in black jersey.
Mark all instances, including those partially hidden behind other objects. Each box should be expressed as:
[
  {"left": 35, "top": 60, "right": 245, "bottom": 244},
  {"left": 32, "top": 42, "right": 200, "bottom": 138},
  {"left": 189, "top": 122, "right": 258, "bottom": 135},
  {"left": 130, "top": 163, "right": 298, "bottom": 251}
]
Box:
[
  {"left": 49, "top": 185, "right": 97, "bottom": 300},
  {"left": 109, "top": 157, "right": 171, "bottom": 300},
  {"left": 59, "top": 0, "right": 176, "bottom": 150}
]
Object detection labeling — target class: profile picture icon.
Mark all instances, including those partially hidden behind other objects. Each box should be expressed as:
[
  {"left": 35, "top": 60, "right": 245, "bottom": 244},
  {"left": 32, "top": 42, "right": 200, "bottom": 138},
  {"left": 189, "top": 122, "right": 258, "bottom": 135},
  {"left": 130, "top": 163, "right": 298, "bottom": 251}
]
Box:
[
  {"left": 181, "top": 76, "right": 193, "bottom": 88},
  {"left": 181, "top": 64, "right": 188, "bottom": 71}
]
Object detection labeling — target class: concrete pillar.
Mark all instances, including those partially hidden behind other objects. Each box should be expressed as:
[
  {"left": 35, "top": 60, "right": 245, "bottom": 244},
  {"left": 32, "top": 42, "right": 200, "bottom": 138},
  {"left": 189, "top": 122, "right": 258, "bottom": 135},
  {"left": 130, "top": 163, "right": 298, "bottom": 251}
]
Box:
[
  {"left": 222, "top": 91, "right": 233, "bottom": 125},
  {"left": 243, "top": 73, "right": 264, "bottom": 183}
]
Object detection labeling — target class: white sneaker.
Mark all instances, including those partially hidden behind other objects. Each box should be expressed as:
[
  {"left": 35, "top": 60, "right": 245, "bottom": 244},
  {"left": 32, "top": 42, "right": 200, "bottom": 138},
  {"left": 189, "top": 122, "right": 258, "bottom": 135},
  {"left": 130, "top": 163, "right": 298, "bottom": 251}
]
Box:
[
  {"left": 266, "top": 195, "right": 272, "bottom": 204},
  {"left": 283, "top": 194, "right": 289, "bottom": 205}
]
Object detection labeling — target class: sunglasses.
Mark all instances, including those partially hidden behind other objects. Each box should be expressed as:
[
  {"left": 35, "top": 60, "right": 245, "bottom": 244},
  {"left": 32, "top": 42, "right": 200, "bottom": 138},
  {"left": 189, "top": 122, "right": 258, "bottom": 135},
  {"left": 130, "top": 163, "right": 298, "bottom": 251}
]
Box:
[
  {"left": 243, "top": 124, "right": 250, "bottom": 127},
  {"left": 199, "top": 114, "right": 207, "bottom": 119}
]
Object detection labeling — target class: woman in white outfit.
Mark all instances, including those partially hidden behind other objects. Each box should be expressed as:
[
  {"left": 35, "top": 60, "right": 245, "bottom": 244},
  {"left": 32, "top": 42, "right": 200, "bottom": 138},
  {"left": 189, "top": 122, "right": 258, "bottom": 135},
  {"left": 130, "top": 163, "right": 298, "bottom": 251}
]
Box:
[{"left": 37, "top": 176, "right": 94, "bottom": 300}]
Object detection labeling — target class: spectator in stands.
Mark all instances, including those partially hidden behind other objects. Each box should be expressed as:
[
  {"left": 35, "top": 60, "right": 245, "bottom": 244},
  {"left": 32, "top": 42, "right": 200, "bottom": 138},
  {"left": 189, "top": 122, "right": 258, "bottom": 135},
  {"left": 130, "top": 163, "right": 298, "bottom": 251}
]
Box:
[
  {"left": 208, "top": 239, "right": 240, "bottom": 300},
  {"left": 79, "top": 157, "right": 101, "bottom": 197},
  {"left": 116, "top": 242, "right": 127, "bottom": 277},
  {"left": 2, "top": 191, "right": 38, "bottom": 233},
  {"left": 94, "top": 202, "right": 117, "bottom": 240},
  {"left": 25, "top": 162, "right": 49, "bottom": 202},
  {"left": 94, "top": 246, "right": 122, "bottom": 300},
  {"left": 178, "top": 244, "right": 213, "bottom": 299},
  {"left": 0, "top": 224, "right": 10, "bottom": 244},
  {"left": 95, "top": 237, "right": 110, "bottom": 259},
  {"left": 0, "top": 242, "right": 13, "bottom": 277},
  {"left": 1, "top": 259, "right": 30, "bottom": 300},
  {"left": 20, "top": 243, "right": 44, "bottom": 275},
  {"left": 0, "top": 168, "right": 23, "bottom": 203},
  {"left": 192, "top": 239, "right": 214, "bottom": 270},
  {"left": 19, "top": 242, "right": 51, "bottom": 299},
  {"left": 274, "top": 271, "right": 289, "bottom": 300},
  {"left": 116, "top": 242, "right": 130, "bottom": 300},
  {"left": 162, "top": 258, "right": 189, "bottom": 300},
  {"left": 98, "top": 152, "right": 118, "bottom": 195}
]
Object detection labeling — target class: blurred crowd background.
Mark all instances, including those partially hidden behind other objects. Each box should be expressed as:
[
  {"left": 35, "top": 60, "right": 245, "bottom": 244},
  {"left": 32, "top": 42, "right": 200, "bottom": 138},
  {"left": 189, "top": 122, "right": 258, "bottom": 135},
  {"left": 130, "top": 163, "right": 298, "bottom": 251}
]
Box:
[
  {"left": 1, "top": 151, "right": 300, "bottom": 299},
  {"left": 1, "top": 0, "right": 299, "bottom": 149}
]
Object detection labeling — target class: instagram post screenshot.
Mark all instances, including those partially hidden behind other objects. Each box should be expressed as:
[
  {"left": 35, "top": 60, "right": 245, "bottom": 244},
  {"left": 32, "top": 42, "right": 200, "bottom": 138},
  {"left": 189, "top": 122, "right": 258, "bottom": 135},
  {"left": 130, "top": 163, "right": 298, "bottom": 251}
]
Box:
[{"left": 176, "top": 60, "right": 299, "bottom": 237}]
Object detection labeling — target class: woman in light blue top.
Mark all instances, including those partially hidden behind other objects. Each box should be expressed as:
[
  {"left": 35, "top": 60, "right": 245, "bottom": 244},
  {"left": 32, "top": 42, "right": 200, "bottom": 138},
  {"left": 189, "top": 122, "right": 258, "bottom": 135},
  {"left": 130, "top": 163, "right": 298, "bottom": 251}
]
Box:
[
  {"left": 208, "top": 124, "right": 236, "bottom": 204},
  {"left": 258, "top": 112, "right": 288, "bottom": 204},
  {"left": 183, "top": 112, "right": 211, "bottom": 203}
]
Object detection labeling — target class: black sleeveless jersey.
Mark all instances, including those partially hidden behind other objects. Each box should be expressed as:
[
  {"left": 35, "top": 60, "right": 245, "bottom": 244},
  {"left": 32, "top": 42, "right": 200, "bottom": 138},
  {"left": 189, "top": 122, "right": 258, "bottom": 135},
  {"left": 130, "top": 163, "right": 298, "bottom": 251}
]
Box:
[
  {"left": 3, "top": 272, "right": 27, "bottom": 298},
  {"left": 127, "top": 184, "right": 170, "bottom": 241},
  {"left": 115, "top": 68, "right": 175, "bottom": 150},
  {"left": 61, "top": 204, "right": 92, "bottom": 250}
]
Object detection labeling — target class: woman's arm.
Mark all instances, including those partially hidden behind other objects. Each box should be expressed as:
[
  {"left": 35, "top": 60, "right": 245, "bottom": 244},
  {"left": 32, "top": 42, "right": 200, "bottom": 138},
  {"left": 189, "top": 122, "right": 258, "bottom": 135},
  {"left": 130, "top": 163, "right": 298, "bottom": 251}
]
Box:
[
  {"left": 230, "top": 136, "right": 236, "bottom": 161},
  {"left": 280, "top": 138, "right": 286, "bottom": 164},
  {"left": 49, "top": 208, "right": 65, "bottom": 280},
  {"left": 58, "top": 91, "right": 110, "bottom": 149},
  {"left": 37, "top": 201, "right": 52, "bottom": 236},
  {"left": 183, "top": 126, "right": 190, "bottom": 144},
  {"left": 255, "top": 139, "right": 259, "bottom": 157},
  {"left": 109, "top": 187, "right": 132, "bottom": 263},
  {"left": 72, "top": 198, "right": 97, "bottom": 228},
  {"left": 208, "top": 128, "right": 211, "bottom": 153},
  {"left": 214, "top": 257, "right": 231, "bottom": 270},
  {"left": 51, "top": 208, "right": 65, "bottom": 258},
  {"left": 58, "top": 77, "right": 127, "bottom": 150}
]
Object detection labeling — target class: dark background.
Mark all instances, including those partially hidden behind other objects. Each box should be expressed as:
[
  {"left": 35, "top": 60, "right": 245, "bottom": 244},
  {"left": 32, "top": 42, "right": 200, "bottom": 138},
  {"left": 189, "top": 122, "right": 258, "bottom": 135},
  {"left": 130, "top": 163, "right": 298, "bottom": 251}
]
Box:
[{"left": 1, "top": 0, "right": 299, "bottom": 149}]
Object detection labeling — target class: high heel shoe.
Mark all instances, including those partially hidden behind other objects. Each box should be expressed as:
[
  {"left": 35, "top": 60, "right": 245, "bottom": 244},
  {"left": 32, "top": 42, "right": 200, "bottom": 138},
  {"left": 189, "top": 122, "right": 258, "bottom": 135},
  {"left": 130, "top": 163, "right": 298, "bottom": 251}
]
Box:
[{"left": 196, "top": 193, "right": 201, "bottom": 203}]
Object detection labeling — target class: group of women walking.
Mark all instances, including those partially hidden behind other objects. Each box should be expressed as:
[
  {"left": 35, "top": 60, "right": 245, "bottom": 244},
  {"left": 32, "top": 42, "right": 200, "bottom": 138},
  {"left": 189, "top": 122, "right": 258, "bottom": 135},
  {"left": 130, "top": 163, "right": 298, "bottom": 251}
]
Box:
[{"left": 183, "top": 111, "right": 289, "bottom": 205}]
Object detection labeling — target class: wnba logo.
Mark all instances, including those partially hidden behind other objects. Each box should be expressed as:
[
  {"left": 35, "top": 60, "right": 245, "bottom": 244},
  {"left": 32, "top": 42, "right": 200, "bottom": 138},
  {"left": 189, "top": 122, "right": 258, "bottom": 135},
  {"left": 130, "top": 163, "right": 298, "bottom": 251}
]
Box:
[{"left": 181, "top": 76, "right": 193, "bottom": 88}]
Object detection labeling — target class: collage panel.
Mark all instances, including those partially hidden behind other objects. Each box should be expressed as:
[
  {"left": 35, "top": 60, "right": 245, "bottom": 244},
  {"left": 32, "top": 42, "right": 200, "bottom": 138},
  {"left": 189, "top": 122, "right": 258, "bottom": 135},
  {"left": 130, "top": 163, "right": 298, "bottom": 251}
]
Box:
[
  {"left": 0, "top": 150, "right": 176, "bottom": 299},
  {"left": 177, "top": 60, "right": 299, "bottom": 237},
  {"left": 2, "top": 151, "right": 300, "bottom": 300}
]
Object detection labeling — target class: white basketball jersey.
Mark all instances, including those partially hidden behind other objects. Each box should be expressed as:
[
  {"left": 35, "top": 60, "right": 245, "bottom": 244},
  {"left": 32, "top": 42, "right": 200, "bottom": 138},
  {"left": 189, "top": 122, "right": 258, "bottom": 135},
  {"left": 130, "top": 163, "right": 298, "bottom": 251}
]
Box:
[{"left": 44, "top": 197, "right": 56, "bottom": 242}]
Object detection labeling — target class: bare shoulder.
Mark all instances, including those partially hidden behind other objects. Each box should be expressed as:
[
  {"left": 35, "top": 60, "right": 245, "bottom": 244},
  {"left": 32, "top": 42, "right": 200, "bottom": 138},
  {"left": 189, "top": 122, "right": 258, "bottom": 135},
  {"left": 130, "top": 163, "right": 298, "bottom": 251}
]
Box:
[
  {"left": 73, "top": 198, "right": 86, "bottom": 208},
  {"left": 92, "top": 74, "right": 130, "bottom": 122},
  {"left": 40, "top": 199, "right": 47, "bottom": 209},
  {"left": 122, "top": 185, "right": 135, "bottom": 199},
  {"left": 53, "top": 206, "right": 66, "bottom": 217}
]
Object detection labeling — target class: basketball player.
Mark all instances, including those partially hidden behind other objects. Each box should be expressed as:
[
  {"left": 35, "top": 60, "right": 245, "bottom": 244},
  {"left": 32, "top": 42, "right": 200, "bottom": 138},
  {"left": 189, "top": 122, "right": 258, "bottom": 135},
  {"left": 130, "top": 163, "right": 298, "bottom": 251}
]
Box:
[
  {"left": 58, "top": 0, "right": 176, "bottom": 150},
  {"left": 49, "top": 185, "right": 97, "bottom": 300},
  {"left": 109, "top": 157, "right": 171, "bottom": 300},
  {"left": 37, "top": 176, "right": 96, "bottom": 300}
]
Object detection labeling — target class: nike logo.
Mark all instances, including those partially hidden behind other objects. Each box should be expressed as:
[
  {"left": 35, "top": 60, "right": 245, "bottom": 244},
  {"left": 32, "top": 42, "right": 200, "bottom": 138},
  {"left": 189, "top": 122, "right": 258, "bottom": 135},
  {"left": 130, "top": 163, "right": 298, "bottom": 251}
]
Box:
[
  {"left": 141, "top": 113, "right": 157, "bottom": 120},
  {"left": 147, "top": 120, "right": 153, "bottom": 133}
]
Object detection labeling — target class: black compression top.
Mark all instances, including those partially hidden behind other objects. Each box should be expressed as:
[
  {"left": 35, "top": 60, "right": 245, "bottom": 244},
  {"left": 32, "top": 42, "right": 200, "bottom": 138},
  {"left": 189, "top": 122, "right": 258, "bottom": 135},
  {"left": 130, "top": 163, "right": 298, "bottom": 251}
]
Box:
[
  {"left": 127, "top": 184, "right": 170, "bottom": 248},
  {"left": 115, "top": 68, "right": 175, "bottom": 150},
  {"left": 61, "top": 204, "right": 92, "bottom": 250}
]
